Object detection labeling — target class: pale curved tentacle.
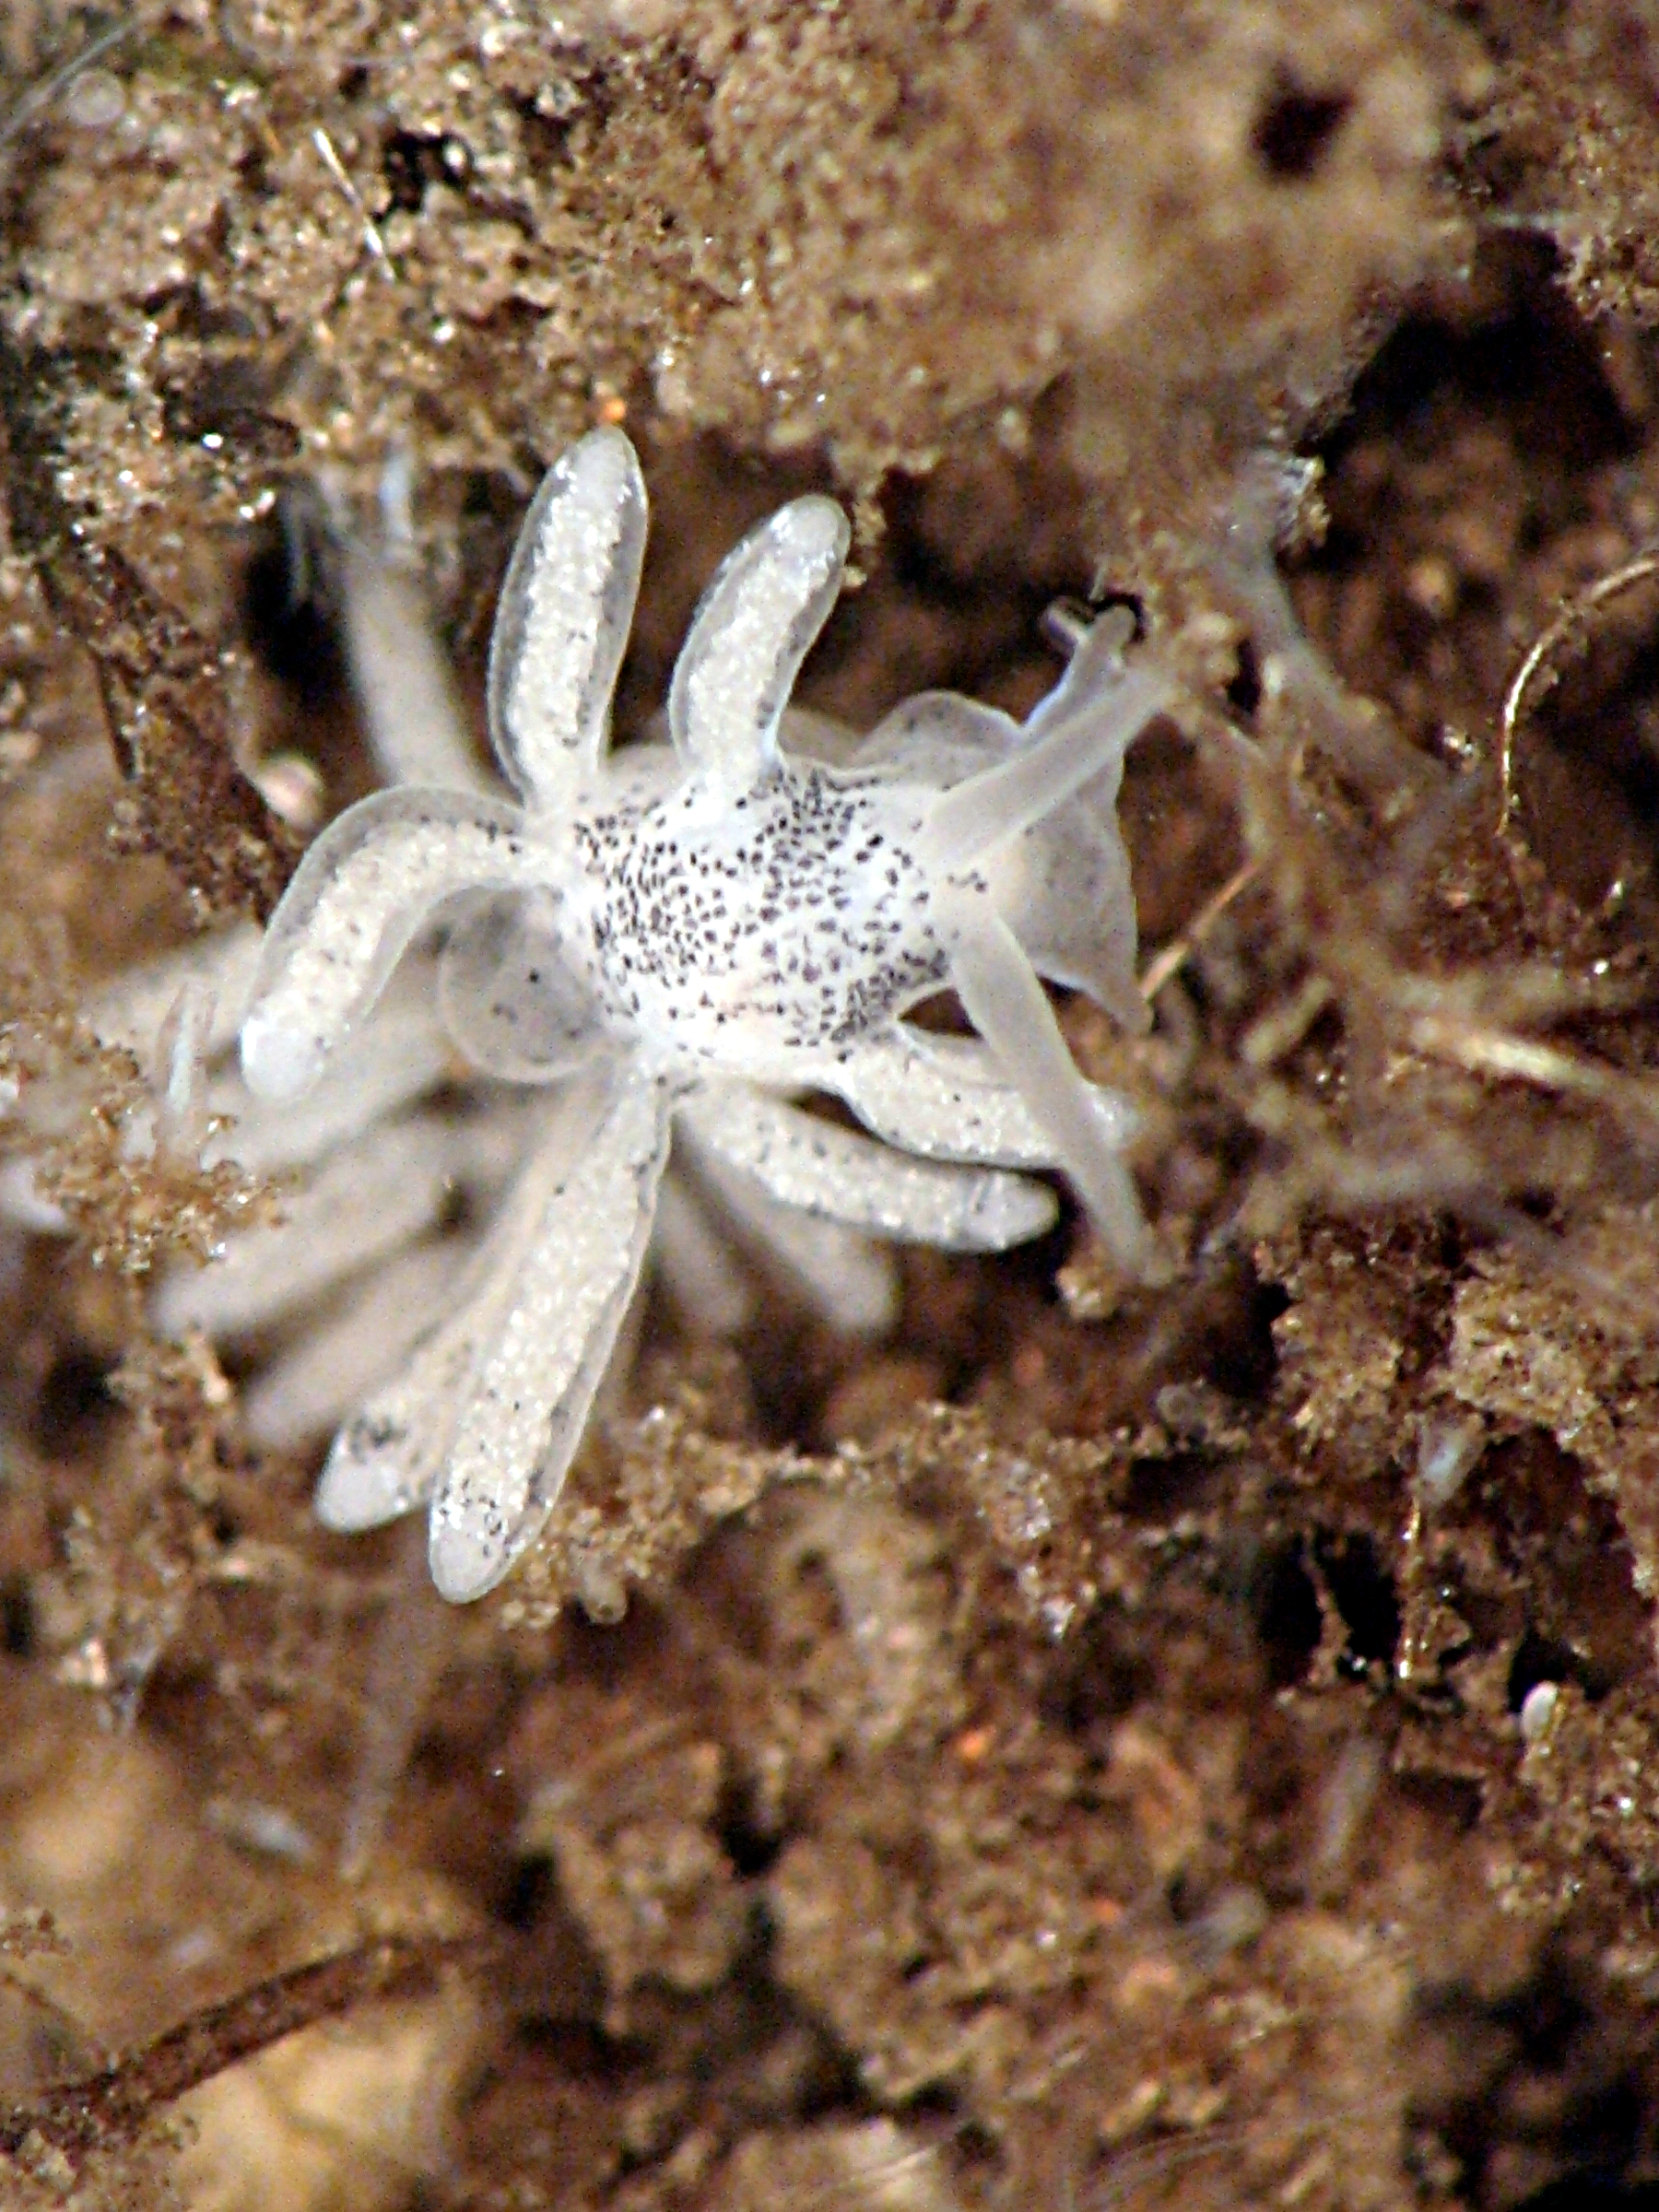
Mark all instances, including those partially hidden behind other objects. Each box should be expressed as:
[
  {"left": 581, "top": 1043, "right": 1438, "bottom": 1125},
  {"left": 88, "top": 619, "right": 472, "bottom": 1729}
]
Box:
[
  {"left": 206, "top": 987, "right": 452, "bottom": 1173},
  {"left": 438, "top": 890, "right": 605, "bottom": 1083},
  {"left": 315, "top": 1076, "right": 621, "bottom": 1536},
  {"left": 851, "top": 681, "right": 1150, "bottom": 1028},
  {"left": 488, "top": 427, "right": 647, "bottom": 810},
  {"left": 676, "top": 1084, "right": 1055, "bottom": 1252},
  {"left": 987, "top": 783, "right": 1145, "bottom": 1032},
  {"left": 1020, "top": 601, "right": 1139, "bottom": 740},
  {"left": 669, "top": 496, "right": 850, "bottom": 798},
  {"left": 919, "top": 655, "right": 1168, "bottom": 1036},
  {"left": 935, "top": 886, "right": 1159, "bottom": 1279},
  {"left": 686, "top": 1138, "right": 899, "bottom": 1335},
  {"left": 314, "top": 1283, "right": 489, "bottom": 1535},
  {"left": 243, "top": 1237, "right": 464, "bottom": 1452},
  {"left": 427, "top": 1064, "right": 672, "bottom": 1603},
  {"left": 736, "top": 1205, "right": 898, "bottom": 1337},
  {"left": 339, "top": 543, "right": 490, "bottom": 794},
  {"left": 919, "top": 660, "right": 1170, "bottom": 876},
  {"left": 996, "top": 615, "right": 1161, "bottom": 1029},
  {"left": 832, "top": 1028, "right": 1136, "bottom": 1168},
  {"left": 651, "top": 1171, "right": 756, "bottom": 1337},
  {"left": 240, "top": 787, "right": 543, "bottom": 1102}
]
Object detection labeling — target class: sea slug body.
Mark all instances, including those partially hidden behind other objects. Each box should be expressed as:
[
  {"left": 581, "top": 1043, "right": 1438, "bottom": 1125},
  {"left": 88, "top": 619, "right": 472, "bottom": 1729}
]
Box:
[{"left": 239, "top": 428, "right": 1169, "bottom": 1601}]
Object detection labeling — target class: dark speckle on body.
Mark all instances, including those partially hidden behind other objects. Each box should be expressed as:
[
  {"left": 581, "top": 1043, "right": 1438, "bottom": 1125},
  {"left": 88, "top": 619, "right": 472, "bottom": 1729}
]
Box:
[{"left": 573, "top": 763, "right": 946, "bottom": 1056}]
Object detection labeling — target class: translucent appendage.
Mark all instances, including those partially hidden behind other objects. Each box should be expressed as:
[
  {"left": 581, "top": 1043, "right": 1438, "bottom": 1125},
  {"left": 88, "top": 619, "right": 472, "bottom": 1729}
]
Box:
[
  {"left": 652, "top": 1171, "right": 755, "bottom": 1338},
  {"left": 488, "top": 428, "right": 646, "bottom": 811},
  {"left": 987, "top": 778, "right": 1146, "bottom": 1033},
  {"left": 677, "top": 1084, "right": 1055, "bottom": 1252},
  {"left": 858, "top": 685, "right": 1148, "bottom": 1028},
  {"left": 919, "top": 658, "right": 1168, "bottom": 1034},
  {"left": 205, "top": 987, "right": 452, "bottom": 1174},
  {"left": 240, "top": 787, "right": 542, "bottom": 1102},
  {"left": 936, "top": 888, "right": 1159, "bottom": 1278},
  {"left": 314, "top": 1081, "right": 609, "bottom": 1536},
  {"left": 669, "top": 496, "right": 850, "bottom": 798},
  {"left": 427, "top": 1065, "right": 672, "bottom": 1603},
  {"left": 340, "top": 544, "right": 489, "bottom": 794},
  {"left": 684, "top": 1135, "right": 898, "bottom": 1335},
  {"left": 243, "top": 1237, "right": 463, "bottom": 1451},
  {"left": 835, "top": 1028, "right": 1136, "bottom": 1167},
  {"left": 921, "top": 661, "right": 1170, "bottom": 874}
]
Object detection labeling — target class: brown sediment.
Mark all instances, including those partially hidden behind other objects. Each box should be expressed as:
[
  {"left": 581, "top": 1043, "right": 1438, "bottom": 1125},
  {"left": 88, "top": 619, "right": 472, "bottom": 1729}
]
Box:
[{"left": 4, "top": 5, "right": 1659, "bottom": 2209}]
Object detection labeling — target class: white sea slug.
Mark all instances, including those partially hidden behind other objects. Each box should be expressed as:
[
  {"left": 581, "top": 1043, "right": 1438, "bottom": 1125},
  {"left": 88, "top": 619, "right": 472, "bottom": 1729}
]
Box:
[{"left": 238, "top": 429, "right": 1171, "bottom": 1603}]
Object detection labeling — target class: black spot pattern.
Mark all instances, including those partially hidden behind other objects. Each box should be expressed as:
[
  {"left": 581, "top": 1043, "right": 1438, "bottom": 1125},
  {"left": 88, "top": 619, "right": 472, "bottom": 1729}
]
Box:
[{"left": 571, "top": 763, "right": 946, "bottom": 1063}]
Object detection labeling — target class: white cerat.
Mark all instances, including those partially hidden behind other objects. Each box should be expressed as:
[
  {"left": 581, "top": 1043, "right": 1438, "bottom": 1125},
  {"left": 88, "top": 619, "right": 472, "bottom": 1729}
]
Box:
[{"left": 240, "top": 429, "right": 1169, "bottom": 1602}]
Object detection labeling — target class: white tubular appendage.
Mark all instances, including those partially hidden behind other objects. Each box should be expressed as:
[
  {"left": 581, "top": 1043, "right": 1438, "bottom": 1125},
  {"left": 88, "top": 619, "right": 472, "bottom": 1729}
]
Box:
[
  {"left": 206, "top": 991, "right": 452, "bottom": 1174},
  {"left": 834, "top": 1029, "right": 1136, "bottom": 1168},
  {"left": 313, "top": 1080, "right": 606, "bottom": 1535},
  {"left": 488, "top": 428, "right": 646, "bottom": 808},
  {"left": 427, "top": 1065, "right": 672, "bottom": 1603},
  {"left": 677, "top": 1085, "right": 1056, "bottom": 1252},
  {"left": 670, "top": 498, "right": 849, "bottom": 797},
  {"left": 936, "top": 888, "right": 1159, "bottom": 1277},
  {"left": 240, "top": 788, "right": 542, "bottom": 1102},
  {"left": 651, "top": 1171, "right": 756, "bottom": 1338},
  {"left": 686, "top": 1134, "right": 899, "bottom": 1335},
  {"left": 340, "top": 544, "right": 491, "bottom": 794},
  {"left": 918, "top": 664, "right": 1171, "bottom": 876},
  {"left": 243, "top": 1237, "right": 465, "bottom": 1451}
]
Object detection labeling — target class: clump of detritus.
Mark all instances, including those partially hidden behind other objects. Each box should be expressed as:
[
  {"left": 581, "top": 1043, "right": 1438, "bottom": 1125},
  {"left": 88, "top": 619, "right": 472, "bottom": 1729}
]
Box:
[
  {"left": 1, "top": 0, "right": 1473, "bottom": 532},
  {"left": 0, "top": 919, "right": 274, "bottom": 1277}
]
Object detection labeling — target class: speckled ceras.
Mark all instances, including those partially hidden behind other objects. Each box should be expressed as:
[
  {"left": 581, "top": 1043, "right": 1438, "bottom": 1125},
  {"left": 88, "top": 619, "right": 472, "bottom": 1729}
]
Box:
[{"left": 572, "top": 768, "right": 946, "bottom": 1061}]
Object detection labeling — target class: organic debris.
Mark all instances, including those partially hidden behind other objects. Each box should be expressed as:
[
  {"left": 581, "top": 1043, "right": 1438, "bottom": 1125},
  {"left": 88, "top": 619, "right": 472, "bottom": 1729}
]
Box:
[{"left": 2, "top": 4, "right": 1659, "bottom": 2209}]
